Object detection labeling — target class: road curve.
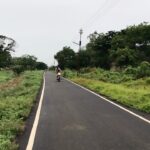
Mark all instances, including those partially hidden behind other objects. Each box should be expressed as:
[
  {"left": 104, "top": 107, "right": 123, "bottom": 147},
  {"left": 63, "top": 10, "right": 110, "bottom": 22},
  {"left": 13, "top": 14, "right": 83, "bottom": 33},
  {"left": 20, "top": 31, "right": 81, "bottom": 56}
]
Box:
[{"left": 31, "top": 71, "right": 150, "bottom": 150}]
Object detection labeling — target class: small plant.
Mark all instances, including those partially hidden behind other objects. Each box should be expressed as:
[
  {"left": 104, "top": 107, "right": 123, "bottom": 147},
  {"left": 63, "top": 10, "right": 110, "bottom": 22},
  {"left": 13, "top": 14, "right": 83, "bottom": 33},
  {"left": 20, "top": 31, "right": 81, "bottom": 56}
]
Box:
[
  {"left": 12, "top": 65, "right": 24, "bottom": 76},
  {"left": 145, "top": 78, "right": 150, "bottom": 84},
  {"left": 136, "top": 61, "right": 150, "bottom": 78},
  {"left": 0, "top": 71, "right": 43, "bottom": 149},
  {"left": 63, "top": 69, "right": 77, "bottom": 78}
]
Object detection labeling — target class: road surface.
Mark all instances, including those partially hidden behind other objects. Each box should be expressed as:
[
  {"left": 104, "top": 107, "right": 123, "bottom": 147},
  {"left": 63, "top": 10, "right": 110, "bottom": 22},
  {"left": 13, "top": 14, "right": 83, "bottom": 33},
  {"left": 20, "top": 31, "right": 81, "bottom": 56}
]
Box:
[{"left": 30, "top": 72, "right": 150, "bottom": 150}]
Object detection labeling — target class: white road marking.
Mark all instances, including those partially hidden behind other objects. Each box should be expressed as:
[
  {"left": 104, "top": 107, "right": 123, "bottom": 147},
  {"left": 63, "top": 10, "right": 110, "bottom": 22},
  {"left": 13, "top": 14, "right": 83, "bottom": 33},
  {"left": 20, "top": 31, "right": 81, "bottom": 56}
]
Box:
[
  {"left": 26, "top": 73, "right": 45, "bottom": 150},
  {"left": 64, "top": 78, "right": 150, "bottom": 124}
]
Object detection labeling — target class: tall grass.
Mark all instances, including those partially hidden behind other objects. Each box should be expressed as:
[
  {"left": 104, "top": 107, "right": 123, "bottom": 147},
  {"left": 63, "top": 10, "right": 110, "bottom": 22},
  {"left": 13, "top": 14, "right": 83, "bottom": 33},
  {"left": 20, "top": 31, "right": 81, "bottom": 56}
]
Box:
[
  {"left": 63, "top": 68, "right": 134, "bottom": 83},
  {"left": 63, "top": 68, "right": 150, "bottom": 113},
  {"left": 0, "top": 71, "right": 43, "bottom": 150},
  {"left": 0, "top": 71, "right": 14, "bottom": 83}
]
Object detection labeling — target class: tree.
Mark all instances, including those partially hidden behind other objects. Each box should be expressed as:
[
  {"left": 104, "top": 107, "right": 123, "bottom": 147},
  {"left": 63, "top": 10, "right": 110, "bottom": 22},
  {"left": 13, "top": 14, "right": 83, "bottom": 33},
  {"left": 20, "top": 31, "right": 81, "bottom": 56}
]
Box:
[
  {"left": 76, "top": 50, "right": 90, "bottom": 68},
  {"left": 86, "top": 31, "right": 116, "bottom": 69},
  {"left": 111, "top": 23, "right": 150, "bottom": 66},
  {"left": 0, "top": 50, "right": 12, "bottom": 68},
  {"left": 54, "top": 47, "right": 76, "bottom": 69},
  {"left": 54, "top": 22, "right": 150, "bottom": 70},
  {"left": 110, "top": 47, "right": 138, "bottom": 68},
  {"left": 0, "top": 35, "right": 16, "bottom": 68},
  {"left": 36, "top": 62, "right": 48, "bottom": 70},
  {"left": 12, "top": 55, "right": 37, "bottom": 70}
]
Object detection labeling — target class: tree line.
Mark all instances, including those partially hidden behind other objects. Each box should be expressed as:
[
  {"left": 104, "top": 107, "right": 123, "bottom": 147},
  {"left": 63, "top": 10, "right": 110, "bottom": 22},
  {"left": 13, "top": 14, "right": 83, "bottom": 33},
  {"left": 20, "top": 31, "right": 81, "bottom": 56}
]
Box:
[
  {"left": 55, "top": 23, "right": 150, "bottom": 70},
  {"left": 0, "top": 35, "right": 48, "bottom": 74}
]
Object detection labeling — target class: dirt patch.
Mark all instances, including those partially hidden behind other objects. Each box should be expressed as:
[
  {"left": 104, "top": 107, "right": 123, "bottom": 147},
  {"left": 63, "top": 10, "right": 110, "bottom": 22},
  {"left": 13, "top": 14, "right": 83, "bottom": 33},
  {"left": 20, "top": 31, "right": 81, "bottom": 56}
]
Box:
[{"left": 0, "top": 76, "right": 22, "bottom": 90}]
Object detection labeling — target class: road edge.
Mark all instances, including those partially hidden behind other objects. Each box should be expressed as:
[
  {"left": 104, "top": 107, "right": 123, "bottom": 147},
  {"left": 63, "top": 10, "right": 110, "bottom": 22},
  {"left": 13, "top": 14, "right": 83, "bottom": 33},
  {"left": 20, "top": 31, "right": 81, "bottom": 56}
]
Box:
[
  {"left": 63, "top": 77, "right": 150, "bottom": 124},
  {"left": 26, "top": 72, "right": 46, "bottom": 150}
]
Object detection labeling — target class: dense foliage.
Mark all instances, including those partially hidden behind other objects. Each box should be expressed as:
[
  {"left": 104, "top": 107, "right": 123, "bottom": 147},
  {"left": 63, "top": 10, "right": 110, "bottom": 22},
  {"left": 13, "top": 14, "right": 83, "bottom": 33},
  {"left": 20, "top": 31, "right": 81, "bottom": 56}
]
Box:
[
  {"left": 0, "top": 35, "right": 48, "bottom": 74},
  {"left": 55, "top": 23, "right": 150, "bottom": 70},
  {"left": 0, "top": 35, "right": 16, "bottom": 68},
  {"left": 36, "top": 62, "right": 48, "bottom": 70},
  {"left": 63, "top": 61, "right": 150, "bottom": 83},
  {"left": 54, "top": 47, "right": 76, "bottom": 69}
]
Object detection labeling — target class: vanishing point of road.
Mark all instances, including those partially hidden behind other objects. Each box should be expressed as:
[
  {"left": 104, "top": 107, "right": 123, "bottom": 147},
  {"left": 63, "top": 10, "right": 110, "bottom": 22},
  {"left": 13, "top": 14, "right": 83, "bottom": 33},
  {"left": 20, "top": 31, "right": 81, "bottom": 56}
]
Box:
[{"left": 26, "top": 72, "right": 150, "bottom": 150}]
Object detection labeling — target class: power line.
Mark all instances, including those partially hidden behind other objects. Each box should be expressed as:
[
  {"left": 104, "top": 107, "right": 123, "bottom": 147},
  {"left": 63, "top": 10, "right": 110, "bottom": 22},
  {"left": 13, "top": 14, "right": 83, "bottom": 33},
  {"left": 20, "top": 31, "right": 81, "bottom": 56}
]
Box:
[
  {"left": 82, "top": 0, "right": 110, "bottom": 29},
  {"left": 84, "top": 0, "right": 121, "bottom": 30},
  {"left": 71, "top": 0, "right": 121, "bottom": 43},
  {"left": 71, "top": 0, "right": 109, "bottom": 42}
]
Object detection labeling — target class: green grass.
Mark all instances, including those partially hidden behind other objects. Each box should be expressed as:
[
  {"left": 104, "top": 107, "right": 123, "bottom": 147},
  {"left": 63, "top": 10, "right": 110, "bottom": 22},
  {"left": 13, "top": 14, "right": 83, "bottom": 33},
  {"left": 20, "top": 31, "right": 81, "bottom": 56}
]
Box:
[
  {"left": 0, "top": 71, "right": 43, "bottom": 150},
  {"left": 63, "top": 69, "right": 150, "bottom": 113},
  {"left": 0, "top": 71, "right": 14, "bottom": 83},
  {"left": 71, "top": 78, "right": 150, "bottom": 113},
  {"left": 63, "top": 68, "right": 134, "bottom": 83}
]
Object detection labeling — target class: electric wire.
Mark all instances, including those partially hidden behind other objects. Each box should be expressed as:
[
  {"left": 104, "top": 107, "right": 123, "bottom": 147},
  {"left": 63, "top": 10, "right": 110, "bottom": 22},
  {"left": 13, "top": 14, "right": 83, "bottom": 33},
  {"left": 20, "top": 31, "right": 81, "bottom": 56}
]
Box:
[
  {"left": 71, "top": 0, "right": 109, "bottom": 42},
  {"left": 83, "top": 0, "right": 121, "bottom": 30},
  {"left": 71, "top": 0, "right": 121, "bottom": 47}
]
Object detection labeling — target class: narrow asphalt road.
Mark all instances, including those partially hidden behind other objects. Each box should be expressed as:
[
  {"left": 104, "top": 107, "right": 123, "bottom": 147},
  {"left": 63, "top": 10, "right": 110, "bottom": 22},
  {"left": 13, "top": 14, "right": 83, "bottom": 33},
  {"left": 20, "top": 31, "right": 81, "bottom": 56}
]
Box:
[{"left": 32, "top": 72, "right": 150, "bottom": 150}]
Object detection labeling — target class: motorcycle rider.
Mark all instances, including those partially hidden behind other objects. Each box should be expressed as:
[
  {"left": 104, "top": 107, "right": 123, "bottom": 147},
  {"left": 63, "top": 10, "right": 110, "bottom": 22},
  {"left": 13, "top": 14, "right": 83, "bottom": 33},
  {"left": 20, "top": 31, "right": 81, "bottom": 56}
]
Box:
[{"left": 55, "top": 65, "right": 61, "bottom": 80}]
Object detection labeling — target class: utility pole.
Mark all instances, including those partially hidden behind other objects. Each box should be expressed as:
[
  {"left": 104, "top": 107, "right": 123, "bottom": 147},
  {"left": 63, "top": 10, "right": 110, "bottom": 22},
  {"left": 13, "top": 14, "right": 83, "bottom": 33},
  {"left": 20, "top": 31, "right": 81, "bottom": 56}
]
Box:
[
  {"left": 72, "top": 28, "right": 83, "bottom": 51},
  {"left": 72, "top": 28, "right": 83, "bottom": 75},
  {"left": 79, "top": 29, "right": 83, "bottom": 51}
]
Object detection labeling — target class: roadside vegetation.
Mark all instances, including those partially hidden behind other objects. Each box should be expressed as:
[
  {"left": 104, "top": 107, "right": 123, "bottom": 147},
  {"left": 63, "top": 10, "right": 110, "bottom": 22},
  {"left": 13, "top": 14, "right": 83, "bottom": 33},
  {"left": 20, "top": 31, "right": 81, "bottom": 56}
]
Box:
[
  {"left": 63, "top": 67, "right": 150, "bottom": 113},
  {"left": 55, "top": 23, "right": 150, "bottom": 70},
  {"left": 0, "top": 71, "right": 14, "bottom": 84},
  {"left": 53, "top": 22, "right": 150, "bottom": 113},
  {"left": 0, "top": 70, "right": 43, "bottom": 150},
  {"left": 0, "top": 35, "right": 47, "bottom": 149}
]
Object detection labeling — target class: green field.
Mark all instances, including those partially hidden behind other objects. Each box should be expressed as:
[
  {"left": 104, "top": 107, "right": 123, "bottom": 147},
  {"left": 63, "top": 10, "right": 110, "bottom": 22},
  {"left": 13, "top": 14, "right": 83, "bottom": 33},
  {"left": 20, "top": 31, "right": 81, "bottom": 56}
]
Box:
[
  {"left": 63, "top": 69, "right": 150, "bottom": 113},
  {"left": 0, "top": 71, "right": 14, "bottom": 83},
  {"left": 0, "top": 71, "right": 43, "bottom": 150}
]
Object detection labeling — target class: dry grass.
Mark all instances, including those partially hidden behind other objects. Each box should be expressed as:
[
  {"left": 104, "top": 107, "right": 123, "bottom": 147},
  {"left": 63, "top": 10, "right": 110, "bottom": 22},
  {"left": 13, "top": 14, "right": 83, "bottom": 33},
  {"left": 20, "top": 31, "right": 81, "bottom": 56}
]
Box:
[{"left": 0, "top": 77, "right": 22, "bottom": 91}]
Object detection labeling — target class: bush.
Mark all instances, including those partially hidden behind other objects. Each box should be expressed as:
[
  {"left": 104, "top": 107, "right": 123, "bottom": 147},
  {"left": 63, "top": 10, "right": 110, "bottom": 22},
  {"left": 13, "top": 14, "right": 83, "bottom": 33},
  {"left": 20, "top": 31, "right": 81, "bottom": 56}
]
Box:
[
  {"left": 124, "top": 66, "right": 137, "bottom": 75},
  {"left": 78, "top": 68, "right": 134, "bottom": 83},
  {"left": 79, "top": 67, "right": 98, "bottom": 74},
  {"left": 63, "top": 64, "right": 150, "bottom": 83},
  {"left": 12, "top": 65, "right": 24, "bottom": 75},
  {"left": 136, "top": 61, "right": 150, "bottom": 78},
  {"left": 63, "top": 69, "right": 77, "bottom": 78},
  {"left": 124, "top": 62, "right": 150, "bottom": 79},
  {"left": 146, "top": 78, "right": 150, "bottom": 84}
]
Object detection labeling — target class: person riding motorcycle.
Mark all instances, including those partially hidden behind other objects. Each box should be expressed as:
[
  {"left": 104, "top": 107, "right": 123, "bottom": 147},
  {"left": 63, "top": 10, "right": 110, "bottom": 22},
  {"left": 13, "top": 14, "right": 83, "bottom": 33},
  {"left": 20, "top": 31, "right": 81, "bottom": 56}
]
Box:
[{"left": 55, "top": 66, "right": 61, "bottom": 81}]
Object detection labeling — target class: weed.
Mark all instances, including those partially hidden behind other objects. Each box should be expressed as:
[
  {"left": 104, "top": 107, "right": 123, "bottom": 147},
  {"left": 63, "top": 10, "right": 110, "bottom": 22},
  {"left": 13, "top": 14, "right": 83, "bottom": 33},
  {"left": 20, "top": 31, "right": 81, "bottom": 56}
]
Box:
[{"left": 0, "top": 71, "right": 43, "bottom": 149}]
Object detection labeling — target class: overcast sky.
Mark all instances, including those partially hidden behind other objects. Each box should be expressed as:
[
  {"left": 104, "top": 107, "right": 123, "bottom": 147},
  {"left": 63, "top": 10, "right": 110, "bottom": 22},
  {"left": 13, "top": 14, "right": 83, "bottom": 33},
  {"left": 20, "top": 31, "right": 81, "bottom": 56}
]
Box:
[{"left": 0, "top": 0, "right": 150, "bottom": 66}]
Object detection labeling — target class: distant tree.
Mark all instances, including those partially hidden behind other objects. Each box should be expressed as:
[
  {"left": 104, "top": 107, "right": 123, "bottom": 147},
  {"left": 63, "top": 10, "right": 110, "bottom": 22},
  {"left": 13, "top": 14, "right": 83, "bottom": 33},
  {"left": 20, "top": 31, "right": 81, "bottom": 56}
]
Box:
[
  {"left": 86, "top": 31, "right": 116, "bottom": 69},
  {"left": 12, "top": 55, "right": 37, "bottom": 70},
  {"left": 54, "top": 47, "right": 76, "bottom": 69},
  {"left": 54, "top": 22, "right": 150, "bottom": 70},
  {"left": 0, "top": 35, "right": 16, "bottom": 68},
  {"left": 111, "top": 23, "right": 150, "bottom": 66},
  {"left": 76, "top": 50, "right": 90, "bottom": 68},
  {"left": 110, "top": 47, "right": 138, "bottom": 68},
  {"left": 36, "top": 62, "right": 48, "bottom": 70},
  {"left": 0, "top": 50, "right": 12, "bottom": 68},
  {"left": 49, "top": 65, "right": 55, "bottom": 70}
]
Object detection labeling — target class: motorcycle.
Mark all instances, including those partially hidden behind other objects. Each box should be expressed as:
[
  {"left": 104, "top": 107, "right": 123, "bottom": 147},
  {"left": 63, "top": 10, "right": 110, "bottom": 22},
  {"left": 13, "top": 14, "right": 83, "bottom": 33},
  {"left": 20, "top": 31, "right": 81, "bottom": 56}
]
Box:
[{"left": 57, "top": 72, "right": 61, "bottom": 82}]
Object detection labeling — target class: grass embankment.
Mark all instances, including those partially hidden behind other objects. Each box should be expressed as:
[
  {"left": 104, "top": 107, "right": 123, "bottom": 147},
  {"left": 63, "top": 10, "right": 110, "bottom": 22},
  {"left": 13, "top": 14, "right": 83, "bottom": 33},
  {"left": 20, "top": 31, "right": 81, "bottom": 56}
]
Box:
[
  {"left": 63, "top": 69, "right": 150, "bottom": 113},
  {"left": 0, "top": 71, "right": 14, "bottom": 84},
  {"left": 0, "top": 71, "right": 43, "bottom": 150}
]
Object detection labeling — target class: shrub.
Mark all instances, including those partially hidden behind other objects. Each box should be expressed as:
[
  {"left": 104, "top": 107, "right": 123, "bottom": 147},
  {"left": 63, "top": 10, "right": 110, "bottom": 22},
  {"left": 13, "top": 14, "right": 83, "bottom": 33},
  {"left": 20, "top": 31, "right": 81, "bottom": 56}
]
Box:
[
  {"left": 124, "top": 66, "right": 137, "bottom": 75},
  {"left": 146, "top": 78, "right": 150, "bottom": 84},
  {"left": 11, "top": 65, "right": 24, "bottom": 76},
  {"left": 63, "top": 69, "right": 77, "bottom": 78},
  {"left": 136, "top": 61, "right": 150, "bottom": 78}
]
